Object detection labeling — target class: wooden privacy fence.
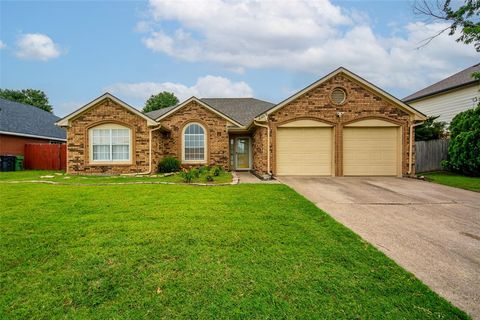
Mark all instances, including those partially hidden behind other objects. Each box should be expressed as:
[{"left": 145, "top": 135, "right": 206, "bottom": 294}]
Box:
[
  {"left": 416, "top": 139, "right": 450, "bottom": 173},
  {"left": 24, "top": 144, "right": 66, "bottom": 170}
]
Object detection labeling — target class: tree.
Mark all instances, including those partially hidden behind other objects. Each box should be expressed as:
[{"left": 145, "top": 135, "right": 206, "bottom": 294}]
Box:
[
  {"left": 442, "top": 104, "right": 480, "bottom": 176},
  {"left": 414, "top": 0, "right": 480, "bottom": 51},
  {"left": 0, "top": 89, "right": 53, "bottom": 113},
  {"left": 415, "top": 115, "right": 447, "bottom": 141},
  {"left": 142, "top": 92, "right": 179, "bottom": 113}
]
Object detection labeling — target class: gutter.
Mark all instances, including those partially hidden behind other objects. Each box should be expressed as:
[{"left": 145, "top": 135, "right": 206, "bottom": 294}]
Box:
[
  {"left": 253, "top": 115, "right": 272, "bottom": 175},
  {"left": 122, "top": 125, "right": 163, "bottom": 176},
  {"left": 408, "top": 121, "right": 424, "bottom": 175},
  {"left": 0, "top": 130, "right": 66, "bottom": 141}
]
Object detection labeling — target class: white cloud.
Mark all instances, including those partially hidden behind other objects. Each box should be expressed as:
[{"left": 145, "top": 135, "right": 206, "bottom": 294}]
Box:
[
  {"left": 15, "top": 33, "right": 62, "bottom": 61},
  {"left": 0, "top": 40, "right": 6, "bottom": 49},
  {"left": 106, "top": 75, "right": 253, "bottom": 102},
  {"left": 141, "top": 0, "right": 478, "bottom": 94}
]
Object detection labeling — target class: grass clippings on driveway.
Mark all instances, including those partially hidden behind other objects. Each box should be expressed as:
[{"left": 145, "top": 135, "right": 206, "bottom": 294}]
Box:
[
  {"left": 0, "top": 175, "right": 469, "bottom": 319},
  {"left": 422, "top": 171, "right": 480, "bottom": 192}
]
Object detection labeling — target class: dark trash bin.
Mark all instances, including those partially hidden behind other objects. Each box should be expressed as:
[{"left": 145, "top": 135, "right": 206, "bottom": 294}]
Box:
[{"left": 0, "top": 155, "right": 16, "bottom": 172}]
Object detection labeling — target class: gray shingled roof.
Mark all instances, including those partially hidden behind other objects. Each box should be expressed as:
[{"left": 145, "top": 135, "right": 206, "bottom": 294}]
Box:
[
  {"left": 201, "top": 98, "right": 274, "bottom": 125},
  {"left": 145, "top": 98, "right": 275, "bottom": 126},
  {"left": 144, "top": 105, "right": 177, "bottom": 120},
  {"left": 0, "top": 98, "right": 66, "bottom": 140},
  {"left": 403, "top": 63, "right": 480, "bottom": 102}
]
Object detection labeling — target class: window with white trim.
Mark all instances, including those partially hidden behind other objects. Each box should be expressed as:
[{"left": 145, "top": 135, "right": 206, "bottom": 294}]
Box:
[
  {"left": 183, "top": 123, "right": 206, "bottom": 162},
  {"left": 89, "top": 124, "right": 131, "bottom": 162}
]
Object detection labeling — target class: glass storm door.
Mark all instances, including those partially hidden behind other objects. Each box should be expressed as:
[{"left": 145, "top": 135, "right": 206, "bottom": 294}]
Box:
[{"left": 235, "top": 137, "right": 251, "bottom": 169}]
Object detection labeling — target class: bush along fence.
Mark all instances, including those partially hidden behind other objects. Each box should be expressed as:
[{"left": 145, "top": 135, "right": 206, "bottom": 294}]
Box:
[{"left": 416, "top": 139, "right": 450, "bottom": 173}]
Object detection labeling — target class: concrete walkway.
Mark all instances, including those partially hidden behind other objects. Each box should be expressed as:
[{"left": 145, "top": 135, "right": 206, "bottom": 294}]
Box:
[
  {"left": 279, "top": 176, "right": 480, "bottom": 319},
  {"left": 235, "top": 171, "right": 279, "bottom": 184}
]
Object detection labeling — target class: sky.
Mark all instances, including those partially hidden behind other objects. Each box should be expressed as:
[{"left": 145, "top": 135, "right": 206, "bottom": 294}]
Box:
[{"left": 0, "top": 0, "right": 478, "bottom": 117}]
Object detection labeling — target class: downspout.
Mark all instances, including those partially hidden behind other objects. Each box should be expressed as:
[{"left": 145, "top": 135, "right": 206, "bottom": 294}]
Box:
[
  {"left": 408, "top": 121, "right": 423, "bottom": 175},
  {"left": 253, "top": 119, "right": 271, "bottom": 175},
  {"left": 122, "top": 125, "right": 162, "bottom": 176}
]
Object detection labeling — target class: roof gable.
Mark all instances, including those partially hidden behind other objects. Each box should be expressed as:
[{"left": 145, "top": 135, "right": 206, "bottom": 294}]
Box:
[
  {"left": 0, "top": 98, "right": 66, "bottom": 140},
  {"left": 154, "top": 97, "right": 245, "bottom": 127},
  {"left": 403, "top": 63, "right": 480, "bottom": 102},
  {"left": 260, "top": 67, "right": 426, "bottom": 121},
  {"left": 56, "top": 93, "right": 158, "bottom": 127}
]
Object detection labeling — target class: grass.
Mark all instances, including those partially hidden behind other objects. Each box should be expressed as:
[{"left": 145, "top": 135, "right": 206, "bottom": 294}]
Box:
[
  {"left": 422, "top": 171, "right": 480, "bottom": 192},
  {"left": 0, "top": 170, "right": 232, "bottom": 185},
  {"left": 0, "top": 173, "right": 469, "bottom": 319}
]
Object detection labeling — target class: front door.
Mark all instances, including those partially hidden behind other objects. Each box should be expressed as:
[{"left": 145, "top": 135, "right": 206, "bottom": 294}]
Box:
[{"left": 235, "top": 137, "right": 251, "bottom": 170}]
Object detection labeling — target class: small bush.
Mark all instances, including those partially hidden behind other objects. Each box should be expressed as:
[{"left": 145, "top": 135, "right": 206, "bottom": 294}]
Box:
[
  {"left": 198, "top": 166, "right": 209, "bottom": 174},
  {"left": 212, "top": 166, "right": 224, "bottom": 177},
  {"left": 415, "top": 116, "right": 447, "bottom": 141},
  {"left": 442, "top": 104, "right": 480, "bottom": 176},
  {"left": 180, "top": 169, "right": 195, "bottom": 183},
  {"left": 158, "top": 156, "right": 181, "bottom": 173},
  {"left": 180, "top": 168, "right": 201, "bottom": 183},
  {"left": 191, "top": 168, "right": 200, "bottom": 178}
]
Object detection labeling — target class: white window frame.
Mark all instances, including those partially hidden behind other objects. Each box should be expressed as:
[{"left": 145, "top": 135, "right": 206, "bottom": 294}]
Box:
[
  {"left": 182, "top": 122, "right": 207, "bottom": 164},
  {"left": 88, "top": 123, "right": 132, "bottom": 164}
]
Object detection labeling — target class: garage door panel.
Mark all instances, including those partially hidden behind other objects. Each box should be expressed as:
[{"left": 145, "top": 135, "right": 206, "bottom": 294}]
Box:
[
  {"left": 277, "top": 127, "right": 332, "bottom": 175},
  {"left": 343, "top": 127, "right": 398, "bottom": 176}
]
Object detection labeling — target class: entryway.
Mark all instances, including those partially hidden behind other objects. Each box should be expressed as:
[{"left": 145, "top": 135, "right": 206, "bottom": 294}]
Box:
[{"left": 230, "top": 137, "right": 251, "bottom": 170}]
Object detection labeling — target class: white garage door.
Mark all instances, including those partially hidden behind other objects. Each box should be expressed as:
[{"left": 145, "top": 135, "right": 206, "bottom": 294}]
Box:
[
  {"left": 343, "top": 127, "right": 399, "bottom": 176},
  {"left": 276, "top": 127, "right": 333, "bottom": 175}
]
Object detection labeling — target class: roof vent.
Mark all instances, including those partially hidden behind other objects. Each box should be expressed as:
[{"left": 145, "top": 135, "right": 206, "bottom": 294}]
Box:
[{"left": 331, "top": 88, "right": 346, "bottom": 104}]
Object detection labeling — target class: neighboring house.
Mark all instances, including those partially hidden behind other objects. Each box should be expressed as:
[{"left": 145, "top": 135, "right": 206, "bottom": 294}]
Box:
[
  {"left": 56, "top": 67, "right": 426, "bottom": 177},
  {"left": 0, "top": 98, "right": 66, "bottom": 155},
  {"left": 403, "top": 63, "right": 480, "bottom": 124}
]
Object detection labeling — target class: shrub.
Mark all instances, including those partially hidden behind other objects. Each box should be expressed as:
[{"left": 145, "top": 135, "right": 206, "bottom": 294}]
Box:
[
  {"left": 180, "top": 168, "right": 200, "bottom": 183},
  {"left": 180, "top": 169, "right": 195, "bottom": 183},
  {"left": 198, "top": 166, "right": 209, "bottom": 174},
  {"left": 442, "top": 104, "right": 480, "bottom": 176},
  {"left": 415, "top": 116, "right": 447, "bottom": 141},
  {"left": 158, "top": 156, "right": 181, "bottom": 173},
  {"left": 212, "top": 165, "right": 224, "bottom": 177}
]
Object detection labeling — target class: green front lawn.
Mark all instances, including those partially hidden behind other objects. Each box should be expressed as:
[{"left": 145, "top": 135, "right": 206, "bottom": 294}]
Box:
[
  {"left": 0, "top": 175, "right": 468, "bottom": 319},
  {"left": 0, "top": 170, "right": 232, "bottom": 185},
  {"left": 423, "top": 171, "right": 480, "bottom": 192}
]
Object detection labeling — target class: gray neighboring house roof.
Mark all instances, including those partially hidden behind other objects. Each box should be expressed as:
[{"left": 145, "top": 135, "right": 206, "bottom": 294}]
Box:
[
  {"left": 403, "top": 63, "right": 480, "bottom": 102},
  {"left": 0, "top": 98, "right": 66, "bottom": 140},
  {"left": 145, "top": 98, "right": 275, "bottom": 126}
]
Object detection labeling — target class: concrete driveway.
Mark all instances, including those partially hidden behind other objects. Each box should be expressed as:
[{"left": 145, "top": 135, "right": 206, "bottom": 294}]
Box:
[{"left": 279, "top": 176, "right": 480, "bottom": 319}]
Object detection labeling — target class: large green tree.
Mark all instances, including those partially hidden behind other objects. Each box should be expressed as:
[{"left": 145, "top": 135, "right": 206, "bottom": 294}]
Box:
[
  {"left": 415, "top": 115, "right": 447, "bottom": 141},
  {"left": 414, "top": 0, "right": 480, "bottom": 52},
  {"left": 0, "top": 89, "right": 53, "bottom": 113},
  {"left": 142, "top": 91, "right": 179, "bottom": 113},
  {"left": 442, "top": 104, "right": 480, "bottom": 176}
]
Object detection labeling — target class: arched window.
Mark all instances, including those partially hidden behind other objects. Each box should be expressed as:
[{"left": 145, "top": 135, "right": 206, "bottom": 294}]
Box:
[
  {"left": 89, "top": 123, "right": 131, "bottom": 163},
  {"left": 183, "top": 123, "right": 206, "bottom": 162}
]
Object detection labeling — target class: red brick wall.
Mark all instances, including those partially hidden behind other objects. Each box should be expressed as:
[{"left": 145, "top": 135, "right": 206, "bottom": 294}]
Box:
[{"left": 0, "top": 134, "right": 59, "bottom": 155}]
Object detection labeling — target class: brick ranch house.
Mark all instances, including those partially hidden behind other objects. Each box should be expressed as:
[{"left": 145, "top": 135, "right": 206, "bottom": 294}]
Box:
[{"left": 56, "top": 67, "right": 426, "bottom": 177}]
